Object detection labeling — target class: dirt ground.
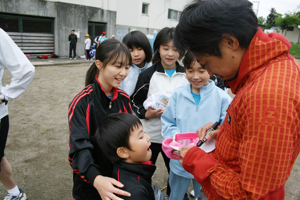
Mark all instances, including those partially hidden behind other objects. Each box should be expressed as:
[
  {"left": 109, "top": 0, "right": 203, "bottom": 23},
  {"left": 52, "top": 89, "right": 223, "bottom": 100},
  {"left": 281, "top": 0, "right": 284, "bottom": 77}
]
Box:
[{"left": 1, "top": 63, "right": 299, "bottom": 199}]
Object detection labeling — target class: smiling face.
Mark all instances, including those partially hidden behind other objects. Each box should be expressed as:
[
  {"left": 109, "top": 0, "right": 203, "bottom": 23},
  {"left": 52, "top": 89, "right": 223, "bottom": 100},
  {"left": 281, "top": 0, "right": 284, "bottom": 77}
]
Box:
[
  {"left": 186, "top": 61, "right": 210, "bottom": 94},
  {"left": 96, "top": 53, "right": 130, "bottom": 94},
  {"left": 125, "top": 125, "right": 152, "bottom": 164},
  {"left": 192, "top": 36, "right": 245, "bottom": 81},
  {"left": 159, "top": 40, "right": 179, "bottom": 70},
  {"left": 129, "top": 46, "right": 146, "bottom": 68}
]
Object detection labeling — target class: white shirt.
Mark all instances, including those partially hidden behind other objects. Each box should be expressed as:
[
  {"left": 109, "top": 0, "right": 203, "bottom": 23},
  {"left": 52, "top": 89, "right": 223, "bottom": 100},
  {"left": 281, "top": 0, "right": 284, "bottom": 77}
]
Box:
[
  {"left": 84, "top": 38, "right": 91, "bottom": 50},
  {"left": 0, "top": 28, "right": 35, "bottom": 119}
]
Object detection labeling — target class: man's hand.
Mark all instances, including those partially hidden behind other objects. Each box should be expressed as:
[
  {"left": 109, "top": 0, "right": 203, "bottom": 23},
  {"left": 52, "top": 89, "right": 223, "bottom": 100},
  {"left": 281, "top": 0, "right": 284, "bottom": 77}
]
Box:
[
  {"left": 93, "top": 175, "right": 131, "bottom": 200},
  {"left": 179, "top": 146, "right": 193, "bottom": 164},
  {"left": 196, "top": 122, "right": 220, "bottom": 141}
]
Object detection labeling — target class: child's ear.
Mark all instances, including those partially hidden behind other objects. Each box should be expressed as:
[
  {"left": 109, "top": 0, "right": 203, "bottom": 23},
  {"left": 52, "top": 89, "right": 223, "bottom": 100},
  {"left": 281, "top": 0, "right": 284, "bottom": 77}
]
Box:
[
  {"left": 116, "top": 147, "right": 129, "bottom": 159},
  {"left": 95, "top": 60, "right": 103, "bottom": 71}
]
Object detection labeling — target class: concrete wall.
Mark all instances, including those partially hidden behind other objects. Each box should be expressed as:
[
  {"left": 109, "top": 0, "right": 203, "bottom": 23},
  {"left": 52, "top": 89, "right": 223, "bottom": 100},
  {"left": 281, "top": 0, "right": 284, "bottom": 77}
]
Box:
[
  {"left": 0, "top": 0, "right": 117, "bottom": 57},
  {"left": 283, "top": 27, "right": 300, "bottom": 43}
]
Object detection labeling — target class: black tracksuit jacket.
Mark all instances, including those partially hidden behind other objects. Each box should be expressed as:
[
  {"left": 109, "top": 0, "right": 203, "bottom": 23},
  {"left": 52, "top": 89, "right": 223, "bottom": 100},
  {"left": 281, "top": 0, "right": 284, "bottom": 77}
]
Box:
[
  {"left": 68, "top": 77, "right": 132, "bottom": 199},
  {"left": 69, "top": 33, "right": 77, "bottom": 45},
  {"left": 113, "top": 162, "right": 156, "bottom": 200}
]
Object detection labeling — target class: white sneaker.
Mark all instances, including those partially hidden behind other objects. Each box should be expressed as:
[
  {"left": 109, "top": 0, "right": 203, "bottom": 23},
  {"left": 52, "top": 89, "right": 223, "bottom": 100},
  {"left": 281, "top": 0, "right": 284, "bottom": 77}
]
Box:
[
  {"left": 190, "top": 190, "right": 195, "bottom": 197},
  {"left": 74, "top": 58, "right": 76, "bottom": 60},
  {"left": 69, "top": 58, "right": 72, "bottom": 60},
  {"left": 4, "top": 188, "right": 26, "bottom": 200}
]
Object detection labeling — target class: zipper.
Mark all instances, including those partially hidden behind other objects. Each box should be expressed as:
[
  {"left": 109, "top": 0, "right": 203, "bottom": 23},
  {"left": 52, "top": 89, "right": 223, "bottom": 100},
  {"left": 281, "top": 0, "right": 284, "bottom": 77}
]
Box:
[{"left": 109, "top": 102, "right": 112, "bottom": 109}]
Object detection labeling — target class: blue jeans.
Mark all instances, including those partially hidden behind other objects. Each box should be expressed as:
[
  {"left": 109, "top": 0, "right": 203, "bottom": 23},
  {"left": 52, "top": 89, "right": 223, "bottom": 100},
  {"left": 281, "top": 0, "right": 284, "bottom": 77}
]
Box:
[{"left": 169, "top": 169, "right": 201, "bottom": 200}]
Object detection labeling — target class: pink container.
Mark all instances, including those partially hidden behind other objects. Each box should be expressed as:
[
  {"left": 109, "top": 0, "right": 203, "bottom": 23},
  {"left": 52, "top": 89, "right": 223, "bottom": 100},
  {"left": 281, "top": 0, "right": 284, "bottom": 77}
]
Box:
[{"left": 162, "top": 132, "right": 199, "bottom": 160}]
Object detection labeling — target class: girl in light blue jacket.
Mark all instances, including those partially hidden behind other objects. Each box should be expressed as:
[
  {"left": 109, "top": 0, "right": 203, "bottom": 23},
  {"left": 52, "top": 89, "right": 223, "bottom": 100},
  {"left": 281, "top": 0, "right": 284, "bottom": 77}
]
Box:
[{"left": 161, "top": 51, "right": 232, "bottom": 200}]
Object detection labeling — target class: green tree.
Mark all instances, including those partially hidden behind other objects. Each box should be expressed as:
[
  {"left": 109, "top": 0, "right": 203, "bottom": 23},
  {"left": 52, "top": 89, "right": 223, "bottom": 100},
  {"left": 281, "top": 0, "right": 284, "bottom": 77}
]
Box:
[
  {"left": 266, "top": 8, "right": 282, "bottom": 29},
  {"left": 258, "top": 16, "right": 266, "bottom": 24},
  {"left": 275, "top": 13, "right": 300, "bottom": 29}
]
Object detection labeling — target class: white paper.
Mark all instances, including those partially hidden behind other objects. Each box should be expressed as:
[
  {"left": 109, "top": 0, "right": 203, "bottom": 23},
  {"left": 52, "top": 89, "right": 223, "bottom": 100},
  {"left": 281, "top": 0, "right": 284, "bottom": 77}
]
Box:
[{"left": 199, "top": 138, "right": 216, "bottom": 153}]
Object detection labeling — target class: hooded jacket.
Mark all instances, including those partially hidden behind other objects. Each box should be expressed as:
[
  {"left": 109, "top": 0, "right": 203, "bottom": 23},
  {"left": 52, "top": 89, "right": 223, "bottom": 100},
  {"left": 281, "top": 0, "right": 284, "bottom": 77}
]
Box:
[
  {"left": 182, "top": 29, "right": 300, "bottom": 199},
  {"left": 68, "top": 76, "right": 132, "bottom": 200},
  {"left": 113, "top": 161, "right": 156, "bottom": 200}
]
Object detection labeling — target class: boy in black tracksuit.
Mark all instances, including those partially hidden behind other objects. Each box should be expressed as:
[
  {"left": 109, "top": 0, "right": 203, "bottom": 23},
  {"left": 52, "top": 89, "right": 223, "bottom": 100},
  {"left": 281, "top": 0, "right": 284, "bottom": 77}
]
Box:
[
  {"left": 94, "top": 113, "right": 156, "bottom": 200},
  {"left": 68, "top": 78, "right": 132, "bottom": 199}
]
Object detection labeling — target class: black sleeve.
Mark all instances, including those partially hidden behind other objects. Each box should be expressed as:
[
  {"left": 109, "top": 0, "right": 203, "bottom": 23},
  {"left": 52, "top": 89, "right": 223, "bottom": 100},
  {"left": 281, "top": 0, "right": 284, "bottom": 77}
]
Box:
[
  {"left": 68, "top": 34, "right": 71, "bottom": 41},
  {"left": 75, "top": 35, "right": 77, "bottom": 43},
  {"left": 216, "top": 77, "right": 226, "bottom": 90},
  {"left": 120, "top": 186, "right": 152, "bottom": 200},
  {"left": 68, "top": 91, "right": 100, "bottom": 185},
  {"left": 130, "top": 71, "right": 152, "bottom": 119}
]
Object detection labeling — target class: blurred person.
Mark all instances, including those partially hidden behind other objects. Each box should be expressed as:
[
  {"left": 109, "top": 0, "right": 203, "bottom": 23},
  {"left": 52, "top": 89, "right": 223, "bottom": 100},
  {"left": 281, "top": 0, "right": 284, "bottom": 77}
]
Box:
[
  {"left": 0, "top": 28, "right": 35, "bottom": 200},
  {"left": 69, "top": 29, "right": 77, "bottom": 59}
]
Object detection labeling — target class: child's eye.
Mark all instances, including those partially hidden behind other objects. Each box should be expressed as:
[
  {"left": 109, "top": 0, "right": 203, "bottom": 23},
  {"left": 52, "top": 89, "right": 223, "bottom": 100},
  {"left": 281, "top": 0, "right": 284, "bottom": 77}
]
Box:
[{"left": 138, "top": 47, "right": 143, "bottom": 50}]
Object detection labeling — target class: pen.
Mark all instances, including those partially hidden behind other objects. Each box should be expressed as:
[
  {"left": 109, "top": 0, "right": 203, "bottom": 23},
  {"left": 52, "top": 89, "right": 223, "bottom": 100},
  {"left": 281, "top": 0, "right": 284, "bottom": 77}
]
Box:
[{"left": 196, "top": 121, "right": 219, "bottom": 147}]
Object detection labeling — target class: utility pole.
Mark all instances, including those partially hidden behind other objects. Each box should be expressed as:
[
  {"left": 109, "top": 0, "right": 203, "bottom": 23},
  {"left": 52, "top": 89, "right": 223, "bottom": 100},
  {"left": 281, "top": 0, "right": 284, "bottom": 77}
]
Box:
[{"left": 251, "top": 0, "right": 260, "bottom": 16}]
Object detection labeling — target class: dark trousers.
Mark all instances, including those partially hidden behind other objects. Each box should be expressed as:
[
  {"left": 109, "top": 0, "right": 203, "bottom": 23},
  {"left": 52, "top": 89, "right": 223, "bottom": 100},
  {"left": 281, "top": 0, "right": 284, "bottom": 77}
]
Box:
[
  {"left": 69, "top": 44, "right": 76, "bottom": 58},
  {"left": 150, "top": 142, "right": 171, "bottom": 196},
  {"left": 0, "top": 115, "right": 9, "bottom": 165},
  {"left": 85, "top": 49, "right": 91, "bottom": 60}
]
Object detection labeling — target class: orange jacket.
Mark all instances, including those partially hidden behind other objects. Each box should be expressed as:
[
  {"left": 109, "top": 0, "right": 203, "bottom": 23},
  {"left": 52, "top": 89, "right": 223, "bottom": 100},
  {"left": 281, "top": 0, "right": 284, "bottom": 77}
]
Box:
[{"left": 182, "top": 29, "right": 300, "bottom": 199}]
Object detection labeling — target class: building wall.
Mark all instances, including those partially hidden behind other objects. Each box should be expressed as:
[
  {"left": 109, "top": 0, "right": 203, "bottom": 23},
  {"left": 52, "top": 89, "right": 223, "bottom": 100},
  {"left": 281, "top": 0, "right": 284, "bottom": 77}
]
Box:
[
  {"left": 283, "top": 28, "right": 300, "bottom": 43},
  {"left": 0, "top": 0, "right": 116, "bottom": 57}
]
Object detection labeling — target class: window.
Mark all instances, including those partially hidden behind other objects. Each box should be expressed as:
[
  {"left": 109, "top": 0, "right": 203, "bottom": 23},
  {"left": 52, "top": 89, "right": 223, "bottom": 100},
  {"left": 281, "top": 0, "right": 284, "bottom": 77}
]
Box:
[
  {"left": 0, "top": 15, "right": 19, "bottom": 32},
  {"left": 0, "top": 13, "right": 53, "bottom": 33},
  {"left": 168, "top": 9, "right": 181, "bottom": 21},
  {"left": 142, "top": 3, "right": 149, "bottom": 15}
]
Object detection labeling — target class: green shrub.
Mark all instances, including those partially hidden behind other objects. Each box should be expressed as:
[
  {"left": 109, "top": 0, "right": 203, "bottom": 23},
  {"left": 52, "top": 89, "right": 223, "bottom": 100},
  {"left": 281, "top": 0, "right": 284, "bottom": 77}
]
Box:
[{"left": 290, "top": 43, "right": 300, "bottom": 59}]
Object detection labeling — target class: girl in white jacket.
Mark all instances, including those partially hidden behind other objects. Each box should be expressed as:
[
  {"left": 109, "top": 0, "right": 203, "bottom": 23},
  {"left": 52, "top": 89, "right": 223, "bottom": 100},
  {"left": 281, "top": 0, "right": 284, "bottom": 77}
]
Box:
[{"left": 119, "top": 31, "right": 153, "bottom": 97}]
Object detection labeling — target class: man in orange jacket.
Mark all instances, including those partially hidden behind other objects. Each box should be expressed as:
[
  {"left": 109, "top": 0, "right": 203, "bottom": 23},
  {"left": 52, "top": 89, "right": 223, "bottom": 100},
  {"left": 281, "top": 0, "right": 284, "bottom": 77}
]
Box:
[{"left": 174, "top": 0, "right": 300, "bottom": 199}]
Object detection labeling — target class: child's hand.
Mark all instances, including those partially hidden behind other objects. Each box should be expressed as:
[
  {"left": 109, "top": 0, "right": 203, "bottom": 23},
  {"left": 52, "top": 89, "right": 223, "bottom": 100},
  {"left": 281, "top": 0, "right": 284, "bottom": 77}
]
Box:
[
  {"left": 145, "top": 106, "right": 164, "bottom": 119},
  {"left": 196, "top": 122, "right": 220, "bottom": 141},
  {"left": 93, "top": 175, "right": 131, "bottom": 200}
]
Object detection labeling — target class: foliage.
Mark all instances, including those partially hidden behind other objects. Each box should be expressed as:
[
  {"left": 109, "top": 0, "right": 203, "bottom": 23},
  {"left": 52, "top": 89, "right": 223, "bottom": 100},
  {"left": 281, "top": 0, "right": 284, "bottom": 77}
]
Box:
[
  {"left": 265, "top": 8, "right": 282, "bottom": 29},
  {"left": 290, "top": 43, "right": 300, "bottom": 59},
  {"left": 275, "top": 13, "right": 300, "bottom": 29},
  {"left": 258, "top": 16, "right": 265, "bottom": 24}
]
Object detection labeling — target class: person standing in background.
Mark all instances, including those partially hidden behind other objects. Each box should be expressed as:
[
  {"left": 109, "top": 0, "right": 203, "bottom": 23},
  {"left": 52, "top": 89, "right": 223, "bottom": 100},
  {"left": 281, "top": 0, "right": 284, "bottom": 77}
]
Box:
[
  {"left": 84, "top": 34, "right": 91, "bottom": 61},
  {"left": 0, "top": 28, "right": 35, "bottom": 200},
  {"left": 68, "top": 29, "right": 77, "bottom": 59}
]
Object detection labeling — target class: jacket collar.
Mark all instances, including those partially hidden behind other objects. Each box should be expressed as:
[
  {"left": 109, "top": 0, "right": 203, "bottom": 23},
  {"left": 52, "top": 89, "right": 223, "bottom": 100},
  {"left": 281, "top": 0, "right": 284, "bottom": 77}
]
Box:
[
  {"left": 115, "top": 161, "right": 156, "bottom": 179},
  {"left": 94, "top": 75, "right": 118, "bottom": 101},
  {"left": 155, "top": 61, "right": 185, "bottom": 73},
  {"left": 225, "top": 28, "right": 291, "bottom": 94},
  {"left": 182, "top": 80, "right": 215, "bottom": 101}
]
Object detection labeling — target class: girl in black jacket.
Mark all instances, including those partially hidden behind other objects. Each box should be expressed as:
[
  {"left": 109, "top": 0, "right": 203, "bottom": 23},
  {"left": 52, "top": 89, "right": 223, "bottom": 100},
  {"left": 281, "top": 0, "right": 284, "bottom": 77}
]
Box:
[{"left": 68, "top": 39, "right": 133, "bottom": 200}]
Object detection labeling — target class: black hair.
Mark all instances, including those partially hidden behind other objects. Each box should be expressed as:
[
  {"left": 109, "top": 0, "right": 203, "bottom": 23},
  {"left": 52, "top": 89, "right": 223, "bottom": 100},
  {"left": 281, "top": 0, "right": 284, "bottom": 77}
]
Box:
[
  {"left": 152, "top": 27, "right": 183, "bottom": 64},
  {"left": 122, "top": 31, "right": 152, "bottom": 63},
  {"left": 174, "top": 0, "right": 258, "bottom": 57},
  {"left": 182, "top": 51, "right": 196, "bottom": 70},
  {"left": 85, "top": 39, "right": 132, "bottom": 86},
  {"left": 94, "top": 113, "right": 142, "bottom": 164}
]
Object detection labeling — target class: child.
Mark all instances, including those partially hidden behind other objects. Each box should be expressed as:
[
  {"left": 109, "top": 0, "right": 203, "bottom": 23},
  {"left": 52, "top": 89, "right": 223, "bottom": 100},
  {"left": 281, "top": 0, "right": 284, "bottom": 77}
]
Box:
[
  {"left": 161, "top": 51, "right": 232, "bottom": 200},
  {"left": 84, "top": 33, "right": 91, "bottom": 61},
  {"left": 68, "top": 39, "right": 133, "bottom": 200},
  {"left": 94, "top": 113, "right": 156, "bottom": 200},
  {"left": 131, "top": 27, "right": 188, "bottom": 196},
  {"left": 120, "top": 31, "right": 153, "bottom": 96}
]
